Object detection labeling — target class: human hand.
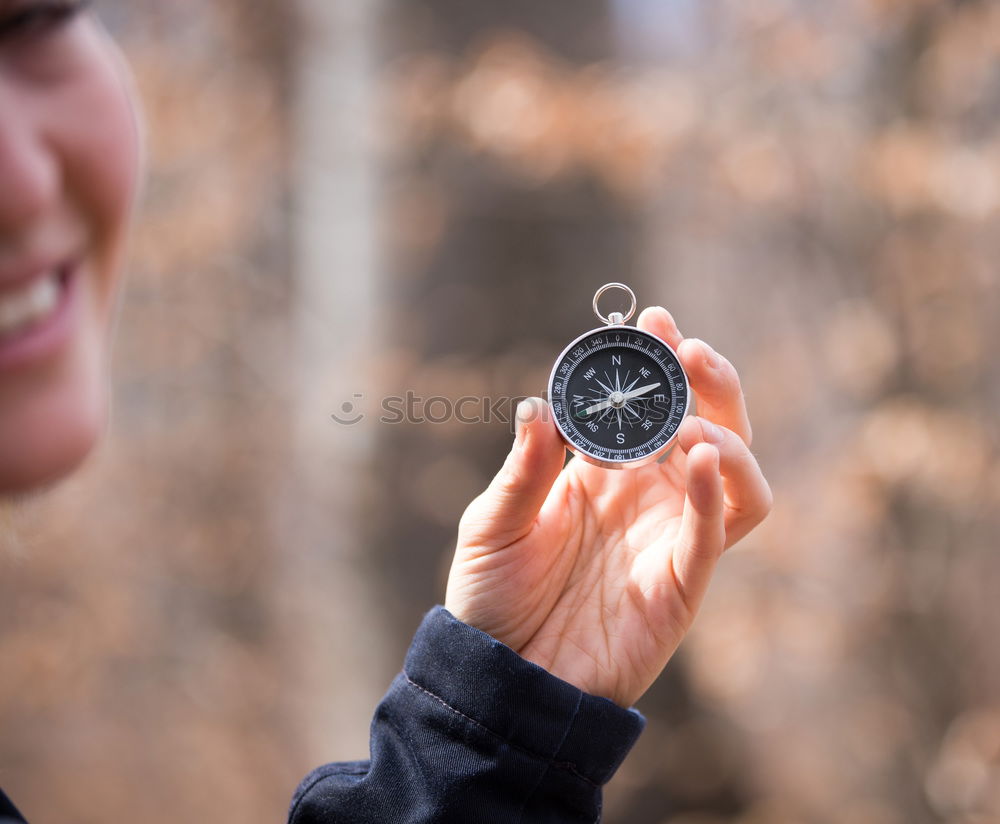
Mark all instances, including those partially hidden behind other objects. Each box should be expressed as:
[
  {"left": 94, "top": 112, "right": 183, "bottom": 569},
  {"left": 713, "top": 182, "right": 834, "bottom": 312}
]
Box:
[{"left": 444, "top": 307, "right": 772, "bottom": 708}]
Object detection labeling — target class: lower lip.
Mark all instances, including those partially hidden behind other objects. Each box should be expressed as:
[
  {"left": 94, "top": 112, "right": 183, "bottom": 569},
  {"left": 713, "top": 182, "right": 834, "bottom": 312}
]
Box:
[{"left": 0, "top": 264, "right": 82, "bottom": 373}]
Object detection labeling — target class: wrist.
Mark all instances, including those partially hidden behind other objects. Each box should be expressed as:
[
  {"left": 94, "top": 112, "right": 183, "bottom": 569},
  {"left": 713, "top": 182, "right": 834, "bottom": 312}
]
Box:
[
  {"left": 518, "top": 646, "right": 640, "bottom": 710},
  {"left": 406, "top": 606, "right": 646, "bottom": 786}
]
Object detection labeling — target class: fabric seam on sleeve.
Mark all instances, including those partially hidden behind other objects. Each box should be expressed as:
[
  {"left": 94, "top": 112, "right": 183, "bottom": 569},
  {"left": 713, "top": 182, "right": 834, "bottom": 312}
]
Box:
[
  {"left": 512, "top": 690, "right": 586, "bottom": 823},
  {"left": 403, "top": 671, "right": 599, "bottom": 789}
]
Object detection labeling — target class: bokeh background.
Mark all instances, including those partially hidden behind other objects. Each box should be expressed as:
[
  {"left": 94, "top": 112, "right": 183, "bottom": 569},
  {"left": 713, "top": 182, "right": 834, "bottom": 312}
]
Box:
[{"left": 2, "top": 0, "right": 1000, "bottom": 821}]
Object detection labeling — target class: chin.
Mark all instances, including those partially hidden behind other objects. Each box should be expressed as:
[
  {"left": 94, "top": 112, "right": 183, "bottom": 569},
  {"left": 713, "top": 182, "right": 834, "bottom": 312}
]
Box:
[{"left": 0, "top": 333, "right": 110, "bottom": 496}]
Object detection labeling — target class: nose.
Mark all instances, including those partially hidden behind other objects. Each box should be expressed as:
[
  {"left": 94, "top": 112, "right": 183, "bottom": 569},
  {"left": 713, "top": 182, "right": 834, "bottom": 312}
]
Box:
[{"left": 0, "top": 81, "right": 61, "bottom": 239}]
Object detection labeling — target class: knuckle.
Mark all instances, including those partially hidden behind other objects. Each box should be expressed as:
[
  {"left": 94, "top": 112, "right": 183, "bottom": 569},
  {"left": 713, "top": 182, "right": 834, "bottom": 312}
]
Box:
[
  {"left": 701, "top": 358, "right": 740, "bottom": 400},
  {"left": 457, "top": 498, "right": 486, "bottom": 536},
  {"left": 499, "top": 462, "right": 528, "bottom": 497},
  {"left": 716, "top": 353, "right": 740, "bottom": 384},
  {"left": 760, "top": 481, "right": 774, "bottom": 517},
  {"left": 684, "top": 535, "right": 725, "bottom": 568},
  {"left": 749, "top": 481, "right": 774, "bottom": 522}
]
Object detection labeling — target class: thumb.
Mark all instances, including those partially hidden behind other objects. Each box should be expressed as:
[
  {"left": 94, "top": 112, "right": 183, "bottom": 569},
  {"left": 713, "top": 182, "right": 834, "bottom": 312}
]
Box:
[{"left": 458, "top": 397, "right": 566, "bottom": 548}]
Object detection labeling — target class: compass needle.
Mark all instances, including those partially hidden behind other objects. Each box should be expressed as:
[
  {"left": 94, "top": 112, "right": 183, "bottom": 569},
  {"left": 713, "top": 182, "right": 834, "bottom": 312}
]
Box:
[{"left": 594, "top": 377, "right": 615, "bottom": 395}]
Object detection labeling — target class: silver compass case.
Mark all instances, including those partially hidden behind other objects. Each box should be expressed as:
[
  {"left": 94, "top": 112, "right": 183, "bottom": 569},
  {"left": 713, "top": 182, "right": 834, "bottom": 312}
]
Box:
[{"left": 546, "top": 284, "right": 693, "bottom": 470}]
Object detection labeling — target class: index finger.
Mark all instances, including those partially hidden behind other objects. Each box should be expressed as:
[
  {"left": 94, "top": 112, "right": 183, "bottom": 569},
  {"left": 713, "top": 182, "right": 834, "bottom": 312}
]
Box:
[
  {"left": 636, "top": 305, "right": 683, "bottom": 350},
  {"left": 636, "top": 306, "right": 752, "bottom": 446}
]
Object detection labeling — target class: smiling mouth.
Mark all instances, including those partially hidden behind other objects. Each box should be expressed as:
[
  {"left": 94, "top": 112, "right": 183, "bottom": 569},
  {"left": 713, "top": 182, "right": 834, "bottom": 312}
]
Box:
[{"left": 0, "top": 265, "right": 72, "bottom": 342}]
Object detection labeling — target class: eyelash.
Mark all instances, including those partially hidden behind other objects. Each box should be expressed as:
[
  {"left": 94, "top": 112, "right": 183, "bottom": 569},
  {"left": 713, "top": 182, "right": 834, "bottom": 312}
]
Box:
[{"left": 0, "top": 0, "right": 90, "bottom": 42}]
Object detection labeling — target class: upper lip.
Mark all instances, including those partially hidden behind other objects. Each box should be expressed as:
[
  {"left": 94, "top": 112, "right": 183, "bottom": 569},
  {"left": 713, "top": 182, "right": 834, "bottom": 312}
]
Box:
[{"left": 0, "top": 257, "right": 72, "bottom": 294}]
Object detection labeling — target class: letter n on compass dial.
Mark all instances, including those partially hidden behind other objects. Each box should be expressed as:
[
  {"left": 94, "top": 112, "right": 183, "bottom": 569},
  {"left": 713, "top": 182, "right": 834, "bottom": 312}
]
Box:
[{"left": 548, "top": 328, "right": 691, "bottom": 469}]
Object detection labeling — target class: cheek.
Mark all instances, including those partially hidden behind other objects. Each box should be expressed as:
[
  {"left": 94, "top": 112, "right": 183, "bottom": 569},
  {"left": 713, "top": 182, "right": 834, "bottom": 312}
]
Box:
[{"left": 53, "top": 24, "right": 142, "bottom": 315}]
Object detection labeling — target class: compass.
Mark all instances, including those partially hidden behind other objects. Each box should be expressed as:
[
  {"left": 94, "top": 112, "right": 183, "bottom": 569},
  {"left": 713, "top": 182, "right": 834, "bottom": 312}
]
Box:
[{"left": 547, "top": 283, "right": 692, "bottom": 469}]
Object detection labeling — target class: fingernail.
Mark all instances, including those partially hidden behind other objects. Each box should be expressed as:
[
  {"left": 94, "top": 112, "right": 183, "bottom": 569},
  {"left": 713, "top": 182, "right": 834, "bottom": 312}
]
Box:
[
  {"left": 515, "top": 399, "right": 533, "bottom": 446},
  {"left": 700, "top": 418, "right": 725, "bottom": 444}
]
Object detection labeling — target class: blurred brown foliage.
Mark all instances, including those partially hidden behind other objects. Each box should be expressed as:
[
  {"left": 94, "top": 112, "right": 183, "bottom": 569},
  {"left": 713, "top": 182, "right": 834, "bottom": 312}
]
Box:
[{"left": 2, "top": 0, "right": 999, "bottom": 823}]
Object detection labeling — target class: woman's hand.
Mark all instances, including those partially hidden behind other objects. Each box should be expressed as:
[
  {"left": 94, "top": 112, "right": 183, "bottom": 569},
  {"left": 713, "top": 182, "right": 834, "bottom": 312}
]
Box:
[{"left": 445, "top": 307, "right": 772, "bottom": 708}]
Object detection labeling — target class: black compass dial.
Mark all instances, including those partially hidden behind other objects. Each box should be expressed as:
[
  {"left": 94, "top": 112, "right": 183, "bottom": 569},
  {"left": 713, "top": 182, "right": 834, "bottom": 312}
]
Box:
[{"left": 548, "top": 326, "right": 690, "bottom": 468}]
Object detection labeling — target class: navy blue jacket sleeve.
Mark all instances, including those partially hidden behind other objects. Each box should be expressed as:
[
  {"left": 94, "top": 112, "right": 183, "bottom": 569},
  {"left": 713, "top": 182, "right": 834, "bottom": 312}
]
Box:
[
  {"left": 0, "top": 788, "right": 26, "bottom": 823},
  {"left": 288, "top": 607, "right": 645, "bottom": 823}
]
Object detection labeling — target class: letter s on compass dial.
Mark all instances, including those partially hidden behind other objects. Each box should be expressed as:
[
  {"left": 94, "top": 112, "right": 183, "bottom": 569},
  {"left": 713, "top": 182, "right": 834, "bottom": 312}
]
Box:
[{"left": 548, "top": 322, "right": 691, "bottom": 469}]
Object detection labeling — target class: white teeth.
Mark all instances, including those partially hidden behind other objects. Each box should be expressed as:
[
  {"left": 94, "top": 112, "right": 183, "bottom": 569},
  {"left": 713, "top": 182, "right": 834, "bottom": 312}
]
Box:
[{"left": 0, "top": 270, "right": 62, "bottom": 338}]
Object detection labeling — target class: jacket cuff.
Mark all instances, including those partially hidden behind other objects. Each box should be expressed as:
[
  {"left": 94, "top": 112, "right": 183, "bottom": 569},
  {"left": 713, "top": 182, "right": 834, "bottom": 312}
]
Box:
[{"left": 404, "top": 606, "right": 645, "bottom": 786}]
